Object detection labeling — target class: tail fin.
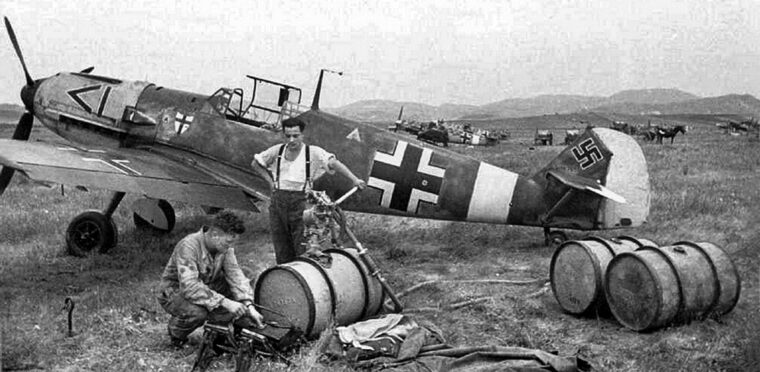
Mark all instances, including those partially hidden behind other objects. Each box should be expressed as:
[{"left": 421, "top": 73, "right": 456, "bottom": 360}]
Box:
[
  {"left": 532, "top": 128, "right": 650, "bottom": 229},
  {"left": 396, "top": 106, "right": 404, "bottom": 122}
]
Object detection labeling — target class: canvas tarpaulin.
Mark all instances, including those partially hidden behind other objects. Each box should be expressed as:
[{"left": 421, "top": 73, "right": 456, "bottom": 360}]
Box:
[{"left": 320, "top": 314, "right": 588, "bottom": 372}]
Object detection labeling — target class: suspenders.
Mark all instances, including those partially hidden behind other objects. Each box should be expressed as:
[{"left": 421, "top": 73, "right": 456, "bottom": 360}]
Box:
[{"left": 275, "top": 144, "right": 311, "bottom": 191}]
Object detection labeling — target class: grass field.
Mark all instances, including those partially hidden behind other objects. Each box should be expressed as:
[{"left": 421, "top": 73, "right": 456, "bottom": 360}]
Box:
[{"left": 1, "top": 115, "right": 758, "bottom": 371}]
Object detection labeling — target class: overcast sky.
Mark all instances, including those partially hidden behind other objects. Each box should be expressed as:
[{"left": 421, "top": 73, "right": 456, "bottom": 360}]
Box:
[{"left": 1, "top": 0, "right": 759, "bottom": 108}]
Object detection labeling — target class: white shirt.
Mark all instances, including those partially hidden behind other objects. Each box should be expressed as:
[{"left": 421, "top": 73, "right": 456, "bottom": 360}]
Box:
[{"left": 254, "top": 144, "right": 335, "bottom": 191}]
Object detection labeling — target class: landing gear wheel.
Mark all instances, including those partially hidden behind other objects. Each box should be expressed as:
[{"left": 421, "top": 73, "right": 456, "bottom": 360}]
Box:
[
  {"left": 547, "top": 231, "right": 568, "bottom": 247},
  {"left": 66, "top": 210, "right": 118, "bottom": 256},
  {"left": 133, "top": 199, "right": 176, "bottom": 232}
]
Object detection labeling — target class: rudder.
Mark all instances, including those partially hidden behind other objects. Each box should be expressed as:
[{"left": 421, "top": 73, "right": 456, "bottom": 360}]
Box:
[{"left": 532, "top": 128, "right": 649, "bottom": 230}]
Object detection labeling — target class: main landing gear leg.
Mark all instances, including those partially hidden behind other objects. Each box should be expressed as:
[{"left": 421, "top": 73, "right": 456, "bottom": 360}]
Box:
[
  {"left": 65, "top": 192, "right": 124, "bottom": 256},
  {"left": 543, "top": 227, "right": 567, "bottom": 248}
]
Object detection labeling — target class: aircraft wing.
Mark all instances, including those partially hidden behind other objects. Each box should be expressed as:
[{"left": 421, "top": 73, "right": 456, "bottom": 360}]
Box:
[
  {"left": 546, "top": 170, "right": 627, "bottom": 204},
  {"left": 0, "top": 139, "right": 269, "bottom": 211}
]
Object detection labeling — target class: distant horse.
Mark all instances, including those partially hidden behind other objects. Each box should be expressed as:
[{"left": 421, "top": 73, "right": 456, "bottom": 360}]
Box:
[{"left": 656, "top": 125, "right": 687, "bottom": 144}]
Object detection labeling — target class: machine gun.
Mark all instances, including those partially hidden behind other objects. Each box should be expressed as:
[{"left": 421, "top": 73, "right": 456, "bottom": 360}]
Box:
[{"left": 191, "top": 318, "right": 303, "bottom": 372}]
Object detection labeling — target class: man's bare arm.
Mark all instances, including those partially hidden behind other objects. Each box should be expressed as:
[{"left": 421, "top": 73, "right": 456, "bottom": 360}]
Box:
[{"left": 329, "top": 158, "right": 366, "bottom": 189}]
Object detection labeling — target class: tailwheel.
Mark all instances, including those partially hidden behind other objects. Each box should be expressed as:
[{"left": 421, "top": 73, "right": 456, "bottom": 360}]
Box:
[
  {"left": 66, "top": 210, "right": 118, "bottom": 256},
  {"left": 547, "top": 231, "right": 568, "bottom": 247},
  {"left": 543, "top": 227, "right": 568, "bottom": 247},
  {"left": 133, "top": 198, "right": 176, "bottom": 232}
]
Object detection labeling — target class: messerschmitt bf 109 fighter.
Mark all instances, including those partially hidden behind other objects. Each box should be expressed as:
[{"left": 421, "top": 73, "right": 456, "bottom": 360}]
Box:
[{"left": 0, "top": 18, "right": 650, "bottom": 255}]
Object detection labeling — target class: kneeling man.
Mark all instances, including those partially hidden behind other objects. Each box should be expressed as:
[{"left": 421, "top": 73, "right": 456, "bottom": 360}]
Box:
[{"left": 156, "top": 211, "right": 264, "bottom": 347}]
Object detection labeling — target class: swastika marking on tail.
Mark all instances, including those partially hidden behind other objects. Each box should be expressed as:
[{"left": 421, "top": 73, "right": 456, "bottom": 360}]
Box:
[{"left": 572, "top": 139, "right": 603, "bottom": 170}]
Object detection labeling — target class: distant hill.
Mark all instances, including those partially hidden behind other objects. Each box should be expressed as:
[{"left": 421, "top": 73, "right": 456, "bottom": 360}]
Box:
[
  {"left": 0, "top": 103, "right": 23, "bottom": 123},
  {"left": 607, "top": 89, "right": 699, "bottom": 105},
  {"left": 329, "top": 100, "right": 479, "bottom": 122},
  {"left": 4, "top": 89, "right": 758, "bottom": 125},
  {"left": 471, "top": 94, "right": 607, "bottom": 120},
  {"left": 594, "top": 94, "right": 760, "bottom": 115},
  {"left": 329, "top": 88, "right": 760, "bottom": 122}
]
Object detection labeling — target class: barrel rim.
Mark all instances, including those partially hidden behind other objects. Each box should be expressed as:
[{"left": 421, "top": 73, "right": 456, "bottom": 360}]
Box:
[
  {"left": 584, "top": 236, "right": 616, "bottom": 256},
  {"left": 549, "top": 239, "right": 605, "bottom": 315},
  {"left": 325, "top": 248, "right": 372, "bottom": 318},
  {"left": 605, "top": 249, "right": 673, "bottom": 331},
  {"left": 253, "top": 263, "right": 317, "bottom": 335},
  {"left": 616, "top": 235, "right": 658, "bottom": 249},
  {"left": 673, "top": 241, "right": 742, "bottom": 315}
]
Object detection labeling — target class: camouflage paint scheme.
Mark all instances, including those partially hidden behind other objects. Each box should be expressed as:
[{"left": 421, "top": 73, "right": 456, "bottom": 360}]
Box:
[{"left": 1, "top": 70, "right": 649, "bottom": 238}]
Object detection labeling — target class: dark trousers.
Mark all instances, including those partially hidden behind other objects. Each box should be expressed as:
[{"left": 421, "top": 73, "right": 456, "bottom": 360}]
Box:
[
  {"left": 156, "top": 278, "right": 235, "bottom": 341},
  {"left": 269, "top": 190, "right": 307, "bottom": 264}
]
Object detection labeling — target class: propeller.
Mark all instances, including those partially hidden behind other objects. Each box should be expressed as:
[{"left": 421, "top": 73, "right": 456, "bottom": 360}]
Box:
[
  {"left": 4, "top": 17, "right": 32, "bottom": 86},
  {"left": 0, "top": 113, "right": 32, "bottom": 193},
  {"left": 1, "top": 17, "right": 39, "bottom": 195}
]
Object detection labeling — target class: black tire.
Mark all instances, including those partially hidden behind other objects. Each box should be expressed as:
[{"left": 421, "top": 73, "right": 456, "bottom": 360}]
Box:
[
  {"left": 133, "top": 199, "right": 176, "bottom": 232},
  {"left": 548, "top": 231, "right": 567, "bottom": 247},
  {"left": 66, "top": 210, "right": 118, "bottom": 256}
]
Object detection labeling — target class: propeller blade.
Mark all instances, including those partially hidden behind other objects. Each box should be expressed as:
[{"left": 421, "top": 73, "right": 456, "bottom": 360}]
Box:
[
  {"left": 80, "top": 66, "right": 94, "bottom": 74},
  {"left": 12, "top": 112, "right": 34, "bottom": 141},
  {"left": 0, "top": 166, "right": 16, "bottom": 196},
  {"left": 4, "top": 17, "right": 34, "bottom": 86},
  {"left": 0, "top": 112, "right": 34, "bottom": 195}
]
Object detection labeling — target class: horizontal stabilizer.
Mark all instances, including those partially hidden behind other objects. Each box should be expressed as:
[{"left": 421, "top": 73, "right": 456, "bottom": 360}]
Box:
[{"left": 547, "top": 170, "right": 626, "bottom": 204}]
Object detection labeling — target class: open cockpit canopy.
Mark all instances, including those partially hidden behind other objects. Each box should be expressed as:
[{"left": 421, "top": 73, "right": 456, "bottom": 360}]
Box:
[{"left": 210, "top": 75, "right": 307, "bottom": 129}]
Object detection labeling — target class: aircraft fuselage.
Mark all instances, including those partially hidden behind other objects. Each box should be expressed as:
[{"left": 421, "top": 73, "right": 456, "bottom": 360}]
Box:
[{"left": 29, "top": 71, "right": 648, "bottom": 231}]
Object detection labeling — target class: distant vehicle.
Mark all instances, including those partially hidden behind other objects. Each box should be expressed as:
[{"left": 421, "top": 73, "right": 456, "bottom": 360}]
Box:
[
  {"left": 417, "top": 121, "right": 449, "bottom": 147},
  {"left": 564, "top": 129, "right": 580, "bottom": 145},
  {"left": 534, "top": 129, "right": 553, "bottom": 146},
  {"left": 725, "top": 118, "right": 757, "bottom": 133},
  {"left": 610, "top": 121, "right": 630, "bottom": 133},
  {"left": 495, "top": 129, "right": 510, "bottom": 140}
]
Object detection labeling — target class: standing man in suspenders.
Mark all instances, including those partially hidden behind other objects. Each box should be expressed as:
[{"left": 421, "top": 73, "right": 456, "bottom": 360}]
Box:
[{"left": 252, "top": 117, "right": 366, "bottom": 264}]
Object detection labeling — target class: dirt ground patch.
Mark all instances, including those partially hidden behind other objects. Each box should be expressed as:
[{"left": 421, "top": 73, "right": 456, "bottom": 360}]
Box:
[{"left": 1, "top": 118, "right": 759, "bottom": 371}]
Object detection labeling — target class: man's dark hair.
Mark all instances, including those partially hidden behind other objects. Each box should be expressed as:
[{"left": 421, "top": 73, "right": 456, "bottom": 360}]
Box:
[
  {"left": 282, "top": 117, "right": 306, "bottom": 132},
  {"left": 212, "top": 211, "right": 245, "bottom": 234}
]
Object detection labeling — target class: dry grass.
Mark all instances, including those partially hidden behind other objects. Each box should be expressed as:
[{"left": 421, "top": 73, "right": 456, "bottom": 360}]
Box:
[{"left": 1, "top": 116, "right": 759, "bottom": 371}]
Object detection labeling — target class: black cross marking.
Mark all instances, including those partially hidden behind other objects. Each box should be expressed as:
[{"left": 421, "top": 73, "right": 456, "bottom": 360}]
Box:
[
  {"left": 175, "top": 113, "right": 193, "bottom": 135},
  {"left": 572, "top": 138, "right": 603, "bottom": 170},
  {"left": 370, "top": 144, "right": 443, "bottom": 212}
]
